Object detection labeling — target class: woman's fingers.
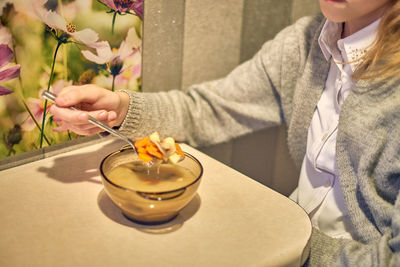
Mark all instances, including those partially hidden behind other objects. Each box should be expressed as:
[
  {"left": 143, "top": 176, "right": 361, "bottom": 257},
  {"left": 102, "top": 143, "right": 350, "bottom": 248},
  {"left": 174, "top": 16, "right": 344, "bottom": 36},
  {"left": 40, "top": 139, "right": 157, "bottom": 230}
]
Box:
[
  {"left": 54, "top": 84, "right": 108, "bottom": 108},
  {"left": 52, "top": 118, "right": 107, "bottom": 135},
  {"left": 52, "top": 125, "right": 69, "bottom": 132},
  {"left": 50, "top": 105, "right": 87, "bottom": 124},
  {"left": 108, "top": 110, "right": 117, "bottom": 122},
  {"left": 47, "top": 84, "right": 126, "bottom": 136},
  {"left": 50, "top": 105, "right": 119, "bottom": 135},
  {"left": 50, "top": 105, "right": 111, "bottom": 124},
  {"left": 53, "top": 123, "right": 104, "bottom": 135}
]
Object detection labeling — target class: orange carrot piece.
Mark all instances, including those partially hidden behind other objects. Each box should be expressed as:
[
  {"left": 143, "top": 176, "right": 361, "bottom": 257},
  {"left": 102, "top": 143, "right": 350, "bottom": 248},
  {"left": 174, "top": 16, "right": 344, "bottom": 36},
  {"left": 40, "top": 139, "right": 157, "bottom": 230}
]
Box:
[
  {"left": 146, "top": 143, "right": 163, "bottom": 159},
  {"left": 137, "top": 147, "right": 147, "bottom": 154},
  {"left": 135, "top": 137, "right": 150, "bottom": 149},
  {"left": 136, "top": 135, "right": 184, "bottom": 163},
  {"left": 138, "top": 152, "right": 153, "bottom": 162},
  {"left": 175, "top": 143, "right": 184, "bottom": 156}
]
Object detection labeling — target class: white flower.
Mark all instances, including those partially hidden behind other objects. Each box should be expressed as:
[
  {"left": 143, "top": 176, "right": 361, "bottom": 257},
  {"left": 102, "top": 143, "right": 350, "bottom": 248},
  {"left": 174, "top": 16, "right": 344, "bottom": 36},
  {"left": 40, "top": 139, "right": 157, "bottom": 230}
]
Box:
[
  {"left": 60, "top": 0, "right": 92, "bottom": 22},
  {"left": 81, "top": 27, "right": 141, "bottom": 73},
  {"left": 33, "top": 2, "right": 100, "bottom": 46}
]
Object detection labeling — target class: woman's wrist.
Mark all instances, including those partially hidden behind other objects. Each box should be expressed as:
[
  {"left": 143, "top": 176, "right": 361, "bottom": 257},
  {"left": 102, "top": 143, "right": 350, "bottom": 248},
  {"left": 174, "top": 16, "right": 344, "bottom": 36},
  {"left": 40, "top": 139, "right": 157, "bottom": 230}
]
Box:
[{"left": 115, "top": 91, "right": 130, "bottom": 127}]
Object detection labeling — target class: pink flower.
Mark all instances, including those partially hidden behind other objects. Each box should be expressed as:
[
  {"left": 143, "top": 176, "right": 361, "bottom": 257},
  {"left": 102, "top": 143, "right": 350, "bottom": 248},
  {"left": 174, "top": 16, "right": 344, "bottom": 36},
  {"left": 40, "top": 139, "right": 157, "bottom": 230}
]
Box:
[
  {"left": 81, "top": 27, "right": 141, "bottom": 75},
  {"left": 0, "top": 44, "right": 20, "bottom": 96},
  {"left": 100, "top": 0, "right": 143, "bottom": 19},
  {"left": 116, "top": 59, "right": 141, "bottom": 82},
  {"left": 92, "top": 49, "right": 141, "bottom": 91},
  {"left": 114, "top": 52, "right": 141, "bottom": 86},
  {"left": 33, "top": 2, "right": 100, "bottom": 47},
  {"left": 20, "top": 97, "right": 50, "bottom": 131},
  {"left": 0, "top": 25, "right": 13, "bottom": 47},
  {"left": 20, "top": 80, "right": 71, "bottom": 131}
]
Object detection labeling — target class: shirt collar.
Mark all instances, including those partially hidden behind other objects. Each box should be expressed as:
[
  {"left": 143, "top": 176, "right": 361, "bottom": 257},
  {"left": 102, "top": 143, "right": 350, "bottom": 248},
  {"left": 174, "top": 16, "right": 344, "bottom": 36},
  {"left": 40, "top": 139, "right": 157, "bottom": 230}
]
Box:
[
  {"left": 318, "top": 19, "right": 380, "bottom": 72},
  {"left": 318, "top": 20, "right": 342, "bottom": 61}
]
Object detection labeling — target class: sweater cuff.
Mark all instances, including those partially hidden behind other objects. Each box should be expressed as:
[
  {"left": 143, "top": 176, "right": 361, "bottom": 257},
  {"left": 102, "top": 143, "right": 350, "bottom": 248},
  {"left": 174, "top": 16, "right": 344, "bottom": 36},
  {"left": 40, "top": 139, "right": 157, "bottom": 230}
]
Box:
[
  {"left": 116, "top": 89, "right": 144, "bottom": 138},
  {"left": 306, "top": 227, "right": 349, "bottom": 266}
]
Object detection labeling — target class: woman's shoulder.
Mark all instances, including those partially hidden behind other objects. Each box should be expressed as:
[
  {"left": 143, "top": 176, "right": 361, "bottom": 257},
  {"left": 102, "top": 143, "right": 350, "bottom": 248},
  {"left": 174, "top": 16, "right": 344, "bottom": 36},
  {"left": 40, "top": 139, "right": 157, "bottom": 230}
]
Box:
[
  {"left": 293, "top": 13, "right": 326, "bottom": 30},
  {"left": 288, "top": 13, "right": 325, "bottom": 37},
  {"left": 265, "top": 13, "right": 325, "bottom": 59},
  {"left": 260, "top": 13, "right": 325, "bottom": 57}
]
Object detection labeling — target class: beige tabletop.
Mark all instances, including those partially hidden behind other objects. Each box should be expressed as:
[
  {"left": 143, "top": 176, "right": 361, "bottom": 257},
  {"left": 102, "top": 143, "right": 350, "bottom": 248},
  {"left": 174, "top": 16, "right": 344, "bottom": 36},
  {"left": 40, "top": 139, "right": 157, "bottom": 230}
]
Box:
[{"left": 0, "top": 137, "right": 311, "bottom": 267}]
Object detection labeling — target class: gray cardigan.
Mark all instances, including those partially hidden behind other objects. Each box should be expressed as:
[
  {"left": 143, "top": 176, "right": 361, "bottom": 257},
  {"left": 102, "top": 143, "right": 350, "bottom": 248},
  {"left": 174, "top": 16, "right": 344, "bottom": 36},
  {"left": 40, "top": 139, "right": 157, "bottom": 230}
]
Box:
[{"left": 119, "top": 14, "right": 400, "bottom": 266}]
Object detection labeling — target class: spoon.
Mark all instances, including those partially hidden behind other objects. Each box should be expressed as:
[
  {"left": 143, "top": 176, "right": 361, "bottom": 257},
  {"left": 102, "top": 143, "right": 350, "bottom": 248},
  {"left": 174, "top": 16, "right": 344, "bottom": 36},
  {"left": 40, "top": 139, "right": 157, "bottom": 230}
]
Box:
[{"left": 41, "top": 90, "right": 137, "bottom": 153}]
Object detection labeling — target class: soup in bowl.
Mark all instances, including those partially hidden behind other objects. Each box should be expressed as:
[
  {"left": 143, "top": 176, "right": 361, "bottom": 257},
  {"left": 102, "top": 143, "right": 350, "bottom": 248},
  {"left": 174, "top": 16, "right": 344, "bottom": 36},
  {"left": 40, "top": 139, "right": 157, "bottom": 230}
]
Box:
[{"left": 100, "top": 146, "right": 203, "bottom": 224}]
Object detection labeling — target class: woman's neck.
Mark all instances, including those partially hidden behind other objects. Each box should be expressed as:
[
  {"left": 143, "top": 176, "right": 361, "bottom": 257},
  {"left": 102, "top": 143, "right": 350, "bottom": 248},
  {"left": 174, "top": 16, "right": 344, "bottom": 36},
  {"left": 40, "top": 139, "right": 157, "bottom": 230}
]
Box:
[{"left": 342, "top": 2, "right": 392, "bottom": 38}]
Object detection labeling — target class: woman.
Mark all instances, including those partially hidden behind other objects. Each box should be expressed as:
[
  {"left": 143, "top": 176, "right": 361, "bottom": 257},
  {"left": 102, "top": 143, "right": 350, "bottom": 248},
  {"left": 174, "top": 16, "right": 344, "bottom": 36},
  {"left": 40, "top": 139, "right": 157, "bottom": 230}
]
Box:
[{"left": 50, "top": 0, "right": 400, "bottom": 265}]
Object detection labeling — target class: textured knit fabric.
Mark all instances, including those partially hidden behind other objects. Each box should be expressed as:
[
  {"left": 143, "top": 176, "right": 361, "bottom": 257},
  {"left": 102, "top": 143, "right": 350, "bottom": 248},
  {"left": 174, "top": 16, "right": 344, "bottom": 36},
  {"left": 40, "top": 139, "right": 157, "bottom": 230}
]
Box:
[
  {"left": 119, "top": 14, "right": 400, "bottom": 266},
  {"left": 295, "top": 18, "right": 380, "bottom": 240}
]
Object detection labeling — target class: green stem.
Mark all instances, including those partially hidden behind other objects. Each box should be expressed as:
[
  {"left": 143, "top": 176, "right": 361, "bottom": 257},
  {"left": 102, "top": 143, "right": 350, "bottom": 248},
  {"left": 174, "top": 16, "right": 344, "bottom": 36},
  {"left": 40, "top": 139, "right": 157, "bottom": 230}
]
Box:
[
  {"left": 22, "top": 99, "right": 51, "bottom": 145},
  {"left": 111, "top": 74, "right": 116, "bottom": 92},
  {"left": 63, "top": 45, "right": 68, "bottom": 80},
  {"left": 40, "top": 41, "right": 62, "bottom": 148},
  {"left": 111, "top": 12, "right": 117, "bottom": 34},
  {"left": 58, "top": 0, "right": 69, "bottom": 80},
  {"left": 12, "top": 39, "right": 50, "bottom": 145}
]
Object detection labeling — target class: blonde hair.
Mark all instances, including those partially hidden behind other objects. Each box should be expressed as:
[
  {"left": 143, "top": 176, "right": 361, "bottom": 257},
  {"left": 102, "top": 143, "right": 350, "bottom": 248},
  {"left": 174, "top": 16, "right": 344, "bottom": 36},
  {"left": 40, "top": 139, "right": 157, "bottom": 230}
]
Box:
[{"left": 353, "top": 1, "right": 400, "bottom": 80}]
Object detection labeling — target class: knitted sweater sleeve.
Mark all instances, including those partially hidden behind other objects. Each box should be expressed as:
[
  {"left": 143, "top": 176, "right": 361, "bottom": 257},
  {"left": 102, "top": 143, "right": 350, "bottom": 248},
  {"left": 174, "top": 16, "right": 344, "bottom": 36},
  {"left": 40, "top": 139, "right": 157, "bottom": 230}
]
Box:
[
  {"left": 307, "top": 79, "right": 400, "bottom": 266},
  {"left": 118, "top": 16, "right": 321, "bottom": 147},
  {"left": 308, "top": 183, "right": 400, "bottom": 267}
]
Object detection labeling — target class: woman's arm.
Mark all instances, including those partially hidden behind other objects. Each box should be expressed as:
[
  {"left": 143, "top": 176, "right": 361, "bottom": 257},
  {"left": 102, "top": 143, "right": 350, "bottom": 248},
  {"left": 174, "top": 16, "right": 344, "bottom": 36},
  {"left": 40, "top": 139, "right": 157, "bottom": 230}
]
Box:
[
  {"left": 49, "top": 15, "right": 323, "bottom": 147},
  {"left": 118, "top": 16, "right": 323, "bottom": 146}
]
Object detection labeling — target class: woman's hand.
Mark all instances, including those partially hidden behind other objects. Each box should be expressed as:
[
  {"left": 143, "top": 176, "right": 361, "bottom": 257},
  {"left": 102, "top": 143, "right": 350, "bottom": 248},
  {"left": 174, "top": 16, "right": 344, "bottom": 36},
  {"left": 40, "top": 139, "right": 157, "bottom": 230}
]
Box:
[{"left": 49, "top": 84, "right": 130, "bottom": 135}]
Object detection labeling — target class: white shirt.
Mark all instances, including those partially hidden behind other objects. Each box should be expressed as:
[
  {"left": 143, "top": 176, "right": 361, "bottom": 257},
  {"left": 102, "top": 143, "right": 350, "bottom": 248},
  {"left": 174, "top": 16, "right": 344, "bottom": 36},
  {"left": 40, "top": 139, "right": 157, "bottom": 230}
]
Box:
[{"left": 291, "top": 19, "right": 380, "bottom": 239}]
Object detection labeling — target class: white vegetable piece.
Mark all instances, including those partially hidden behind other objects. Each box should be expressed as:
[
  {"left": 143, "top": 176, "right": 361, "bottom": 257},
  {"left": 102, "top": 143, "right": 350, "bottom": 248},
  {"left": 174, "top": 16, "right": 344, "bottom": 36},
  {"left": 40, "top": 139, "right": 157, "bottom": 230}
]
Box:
[
  {"left": 149, "top": 132, "right": 160, "bottom": 143},
  {"left": 168, "top": 153, "right": 182, "bottom": 164}
]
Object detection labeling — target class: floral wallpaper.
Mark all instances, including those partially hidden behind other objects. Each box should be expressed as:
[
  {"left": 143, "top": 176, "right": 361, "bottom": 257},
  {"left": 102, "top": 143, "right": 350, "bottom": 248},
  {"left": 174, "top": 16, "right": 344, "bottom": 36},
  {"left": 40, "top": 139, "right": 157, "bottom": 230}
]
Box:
[{"left": 0, "top": 0, "right": 142, "bottom": 159}]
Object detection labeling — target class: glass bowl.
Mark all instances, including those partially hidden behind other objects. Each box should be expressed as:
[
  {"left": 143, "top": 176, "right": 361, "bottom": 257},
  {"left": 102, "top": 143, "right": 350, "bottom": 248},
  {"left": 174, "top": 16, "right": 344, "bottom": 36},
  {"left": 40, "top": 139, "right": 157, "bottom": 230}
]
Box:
[{"left": 100, "top": 146, "right": 203, "bottom": 224}]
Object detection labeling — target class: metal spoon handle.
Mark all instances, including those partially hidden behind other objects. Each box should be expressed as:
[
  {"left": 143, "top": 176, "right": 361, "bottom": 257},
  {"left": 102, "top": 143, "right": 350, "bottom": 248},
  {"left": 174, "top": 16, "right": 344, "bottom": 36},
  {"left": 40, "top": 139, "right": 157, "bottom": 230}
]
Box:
[{"left": 41, "top": 90, "right": 136, "bottom": 153}]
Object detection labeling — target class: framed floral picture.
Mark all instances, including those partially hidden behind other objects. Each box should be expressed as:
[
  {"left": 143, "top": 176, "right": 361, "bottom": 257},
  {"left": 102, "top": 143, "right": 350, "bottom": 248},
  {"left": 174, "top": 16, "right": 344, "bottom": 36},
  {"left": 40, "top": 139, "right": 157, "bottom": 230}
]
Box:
[{"left": 0, "top": 0, "right": 142, "bottom": 163}]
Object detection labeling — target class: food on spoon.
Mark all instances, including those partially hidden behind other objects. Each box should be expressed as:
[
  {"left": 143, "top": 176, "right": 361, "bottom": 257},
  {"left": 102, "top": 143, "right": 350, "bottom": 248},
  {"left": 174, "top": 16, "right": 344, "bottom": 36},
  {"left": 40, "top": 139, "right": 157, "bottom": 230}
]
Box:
[{"left": 134, "top": 132, "right": 184, "bottom": 164}]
